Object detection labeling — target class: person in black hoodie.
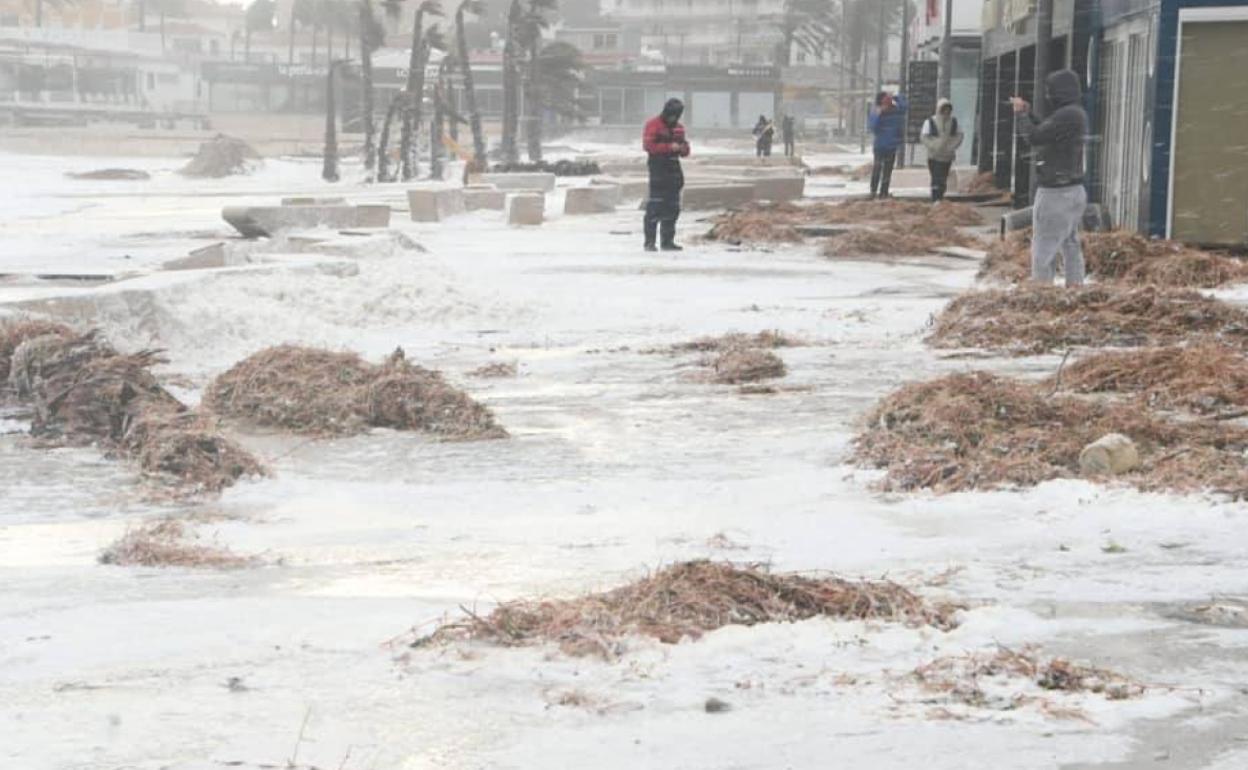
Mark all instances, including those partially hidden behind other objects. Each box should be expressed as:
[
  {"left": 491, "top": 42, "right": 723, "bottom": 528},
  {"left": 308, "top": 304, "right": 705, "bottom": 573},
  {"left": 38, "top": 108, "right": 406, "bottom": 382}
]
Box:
[{"left": 1011, "top": 69, "right": 1089, "bottom": 286}]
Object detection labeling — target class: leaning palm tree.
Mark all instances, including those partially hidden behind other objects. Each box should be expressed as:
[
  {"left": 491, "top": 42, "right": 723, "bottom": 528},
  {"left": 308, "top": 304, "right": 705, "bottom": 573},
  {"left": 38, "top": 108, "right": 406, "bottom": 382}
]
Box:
[
  {"left": 376, "top": 92, "right": 405, "bottom": 181},
  {"left": 775, "top": 0, "right": 838, "bottom": 66},
  {"left": 518, "top": 0, "right": 556, "bottom": 162},
  {"left": 358, "top": 0, "right": 387, "bottom": 173},
  {"left": 453, "top": 0, "right": 487, "bottom": 164},
  {"left": 399, "top": 0, "right": 444, "bottom": 181},
  {"left": 529, "top": 40, "right": 584, "bottom": 151}
]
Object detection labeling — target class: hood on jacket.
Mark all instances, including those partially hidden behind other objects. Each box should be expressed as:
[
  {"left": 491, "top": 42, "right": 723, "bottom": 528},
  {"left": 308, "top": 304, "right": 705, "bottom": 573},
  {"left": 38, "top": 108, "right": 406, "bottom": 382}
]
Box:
[
  {"left": 936, "top": 98, "right": 953, "bottom": 113},
  {"left": 661, "top": 98, "right": 684, "bottom": 123},
  {"left": 1045, "top": 69, "right": 1082, "bottom": 109}
]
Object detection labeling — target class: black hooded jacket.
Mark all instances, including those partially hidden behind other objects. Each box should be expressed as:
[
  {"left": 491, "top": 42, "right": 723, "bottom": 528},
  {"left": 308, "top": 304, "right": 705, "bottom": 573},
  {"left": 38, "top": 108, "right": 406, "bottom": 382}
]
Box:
[{"left": 1017, "top": 69, "right": 1088, "bottom": 188}]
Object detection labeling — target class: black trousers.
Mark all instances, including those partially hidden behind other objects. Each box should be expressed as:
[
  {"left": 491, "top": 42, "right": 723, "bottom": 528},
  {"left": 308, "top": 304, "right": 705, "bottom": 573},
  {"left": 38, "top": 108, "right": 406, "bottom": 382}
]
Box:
[
  {"left": 783, "top": 138, "right": 795, "bottom": 157},
  {"left": 644, "top": 192, "right": 681, "bottom": 246},
  {"left": 870, "top": 149, "right": 897, "bottom": 198},
  {"left": 928, "top": 159, "right": 953, "bottom": 201}
]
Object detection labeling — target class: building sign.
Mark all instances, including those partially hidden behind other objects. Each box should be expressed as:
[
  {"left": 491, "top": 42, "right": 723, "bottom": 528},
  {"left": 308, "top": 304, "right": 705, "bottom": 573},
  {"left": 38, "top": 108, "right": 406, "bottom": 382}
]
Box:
[{"left": 906, "top": 60, "right": 938, "bottom": 143}]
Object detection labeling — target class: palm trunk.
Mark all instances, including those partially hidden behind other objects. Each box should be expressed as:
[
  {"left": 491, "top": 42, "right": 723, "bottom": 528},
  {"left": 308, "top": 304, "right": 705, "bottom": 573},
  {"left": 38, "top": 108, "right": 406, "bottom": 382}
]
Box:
[
  {"left": 245, "top": 28, "right": 252, "bottom": 62},
  {"left": 431, "top": 84, "right": 445, "bottom": 180},
  {"left": 327, "top": 24, "right": 335, "bottom": 61},
  {"left": 311, "top": 27, "right": 319, "bottom": 64},
  {"left": 323, "top": 63, "right": 340, "bottom": 182},
  {"left": 523, "top": 37, "right": 541, "bottom": 162},
  {"left": 399, "top": 8, "right": 428, "bottom": 181},
  {"left": 360, "top": 2, "right": 377, "bottom": 173},
  {"left": 447, "top": 81, "right": 459, "bottom": 141},
  {"left": 377, "top": 93, "right": 403, "bottom": 181},
  {"left": 288, "top": 9, "right": 296, "bottom": 66},
  {"left": 455, "top": 5, "right": 486, "bottom": 163},
  {"left": 500, "top": 0, "right": 521, "bottom": 164},
  {"left": 160, "top": 10, "right": 166, "bottom": 50}
]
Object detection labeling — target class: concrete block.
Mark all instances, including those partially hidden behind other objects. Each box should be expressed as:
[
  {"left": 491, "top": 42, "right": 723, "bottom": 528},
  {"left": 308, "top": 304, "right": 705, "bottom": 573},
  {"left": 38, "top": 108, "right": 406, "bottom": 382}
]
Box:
[
  {"left": 1079, "top": 433, "right": 1140, "bottom": 475},
  {"left": 564, "top": 184, "right": 621, "bottom": 215},
  {"left": 222, "top": 205, "right": 388, "bottom": 238},
  {"left": 592, "top": 177, "right": 650, "bottom": 201},
  {"left": 355, "top": 204, "right": 392, "bottom": 228},
  {"left": 695, "top": 155, "right": 804, "bottom": 168},
  {"left": 508, "top": 193, "right": 545, "bottom": 225},
  {"left": 680, "top": 184, "right": 756, "bottom": 211},
  {"left": 745, "top": 175, "right": 805, "bottom": 202},
  {"left": 407, "top": 188, "right": 467, "bottom": 222},
  {"left": 464, "top": 188, "right": 507, "bottom": 211},
  {"left": 597, "top": 161, "right": 649, "bottom": 177},
  {"left": 471, "top": 172, "right": 557, "bottom": 192}
]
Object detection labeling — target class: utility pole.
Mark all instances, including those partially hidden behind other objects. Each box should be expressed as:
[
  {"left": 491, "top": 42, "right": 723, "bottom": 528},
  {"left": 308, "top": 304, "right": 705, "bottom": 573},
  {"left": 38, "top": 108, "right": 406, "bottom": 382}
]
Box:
[
  {"left": 1030, "top": 0, "right": 1054, "bottom": 202},
  {"left": 899, "top": 0, "right": 910, "bottom": 166},
  {"left": 938, "top": 0, "right": 952, "bottom": 98}
]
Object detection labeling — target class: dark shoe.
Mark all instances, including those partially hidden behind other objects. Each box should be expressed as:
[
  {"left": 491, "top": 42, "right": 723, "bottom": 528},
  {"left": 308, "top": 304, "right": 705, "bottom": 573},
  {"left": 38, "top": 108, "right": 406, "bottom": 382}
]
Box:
[
  {"left": 644, "top": 243, "right": 657, "bottom": 252},
  {"left": 660, "top": 242, "right": 683, "bottom": 252}
]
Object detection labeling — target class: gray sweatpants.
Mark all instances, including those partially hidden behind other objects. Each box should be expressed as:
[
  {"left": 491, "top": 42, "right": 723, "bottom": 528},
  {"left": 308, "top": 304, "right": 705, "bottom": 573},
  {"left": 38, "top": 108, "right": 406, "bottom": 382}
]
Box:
[{"left": 1031, "top": 185, "right": 1087, "bottom": 287}]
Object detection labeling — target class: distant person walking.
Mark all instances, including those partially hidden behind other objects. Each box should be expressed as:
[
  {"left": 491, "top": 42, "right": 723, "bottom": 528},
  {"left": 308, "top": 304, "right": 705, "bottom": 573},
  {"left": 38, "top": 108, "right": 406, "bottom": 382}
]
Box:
[
  {"left": 868, "top": 91, "right": 907, "bottom": 199},
  {"left": 781, "top": 114, "right": 796, "bottom": 157},
  {"left": 753, "top": 115, "right": 775, "bottom": 157},
  {"left": 921, "top": 98, "right": 964, "bottom": 201},
  {"left": 1011, "top": 69, "right": 1089, "bottom": 287},
  {"left": 643, "top": 97, "right": 691, "bottom": 252}
]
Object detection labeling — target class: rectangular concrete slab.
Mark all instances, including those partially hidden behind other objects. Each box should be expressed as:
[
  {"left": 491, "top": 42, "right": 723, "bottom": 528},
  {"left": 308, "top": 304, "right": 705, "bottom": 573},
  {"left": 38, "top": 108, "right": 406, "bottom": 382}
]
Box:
[
  {"left": 471, "top": 172, "right": 557, "bottom": 192},
  {"left": 592, "top": 177, "right": 650, "bottom": 201},
  {"left": 222, "top": 205, "right": 390, "bottom": 238}
]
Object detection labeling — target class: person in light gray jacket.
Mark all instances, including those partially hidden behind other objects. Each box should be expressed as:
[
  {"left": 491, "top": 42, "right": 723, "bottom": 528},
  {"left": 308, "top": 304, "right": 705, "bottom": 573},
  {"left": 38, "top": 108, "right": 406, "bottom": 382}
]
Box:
[
  {"left": 1011, "top": 69, "right": 1089, "bottom": 287},
  {"left": 920, "top": 98, "right": 963, "bottom": 202}
]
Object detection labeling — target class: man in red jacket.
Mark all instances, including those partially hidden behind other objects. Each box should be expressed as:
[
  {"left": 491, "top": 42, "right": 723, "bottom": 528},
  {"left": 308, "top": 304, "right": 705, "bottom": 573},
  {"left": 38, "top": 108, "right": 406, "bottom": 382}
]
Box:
[{"left": 643, "top": 98, "right": 690, "bottom": 251}]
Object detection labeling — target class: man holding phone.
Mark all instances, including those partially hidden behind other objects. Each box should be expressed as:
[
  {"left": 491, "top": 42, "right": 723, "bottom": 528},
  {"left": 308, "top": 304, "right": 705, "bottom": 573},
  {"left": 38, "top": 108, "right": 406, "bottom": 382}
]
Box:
[{"left": 1010, "top": 69, "right": 1089, "bottom": 287}]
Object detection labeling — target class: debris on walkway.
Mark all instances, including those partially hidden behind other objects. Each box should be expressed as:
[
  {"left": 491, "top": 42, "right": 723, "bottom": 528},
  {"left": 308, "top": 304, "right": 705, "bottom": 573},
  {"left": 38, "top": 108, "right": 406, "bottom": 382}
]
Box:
[
  {"left": 854, "top": 371, "right": 1248, "bottom": 497},
  {"left": 927, "top": 286, "right": 1248, "bottom": 356},
  {"left": 912, "top": 646, "right": 1144, "bottom": 715},
  {"left": 100, "top": 518, "right": 255, "bottom": 569},
  {"left": 1057, "top": 340, "right": 1248, "bottom": 417},
  {"left": 978, "top": 229, "right": 1248, "bottom": 288},
  {"left": 711, "top": 348, "right": 786, "bottom": 384},
  {"left": 663, "top": 330, "right": 804, "bottom": 355},
  {"left": 0, "top": 318, "right": 73, "bottom": 384},
  {"left": 467, "top": 361, "right": 519, "bottom": 379},
  {"left": 963, "top": 172, "right": 1004, "bottom": 196},
  {"left": 822, "top": 226, "right": 979, "bottom": 258},
  {"left": 205, "top": 345, "right": 507, "bottom": 440},
  {"left": 5, "top": 329, "right": 262, "bottom": 493},
  {"left": 707, "top": 200, "right": 984, "bottom": 246},
  {"left": 179, "top": 135, "right": 262, "bottom": 178},
  {"left": 413, "top": 560, "right": 960, "bottom": 659}
]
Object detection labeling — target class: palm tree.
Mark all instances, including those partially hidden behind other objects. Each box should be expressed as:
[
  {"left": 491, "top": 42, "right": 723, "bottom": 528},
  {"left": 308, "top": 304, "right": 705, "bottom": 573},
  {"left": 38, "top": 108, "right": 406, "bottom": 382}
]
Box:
[
  {"left": 36, "top": 0, "right": 77, "bottom": 28},
  {"left": 243, "top": 0, "right": 276, "bottom": 63},
  {"left": 376, "top": 92, "right": 404, "bottom": 181},
  {"left": 519, "top": 0, "right": 555, "bottom": 162},
  {"left": 453, "top": 0, "right": 487, "bottom": 164},
  {"left": 776, "top": 0, "right": 837, "bottom": 66},
  {"left": 499, "top": 0, "right": 521, "bottom": 163},
  {"left": 399, "top": 0, "right": 444, "bottom": 181},
  {"left": 430, "top": 56, "right": 451, "bottom": 180},
  {"left": 323, "top": 60, "right": 343, "bottom": 182},
  {"left": 529, "top": 40, "right": 584, "bottom": 147},
  {"left": 359, "top": 0, "right": 387, "bottom": 173}
]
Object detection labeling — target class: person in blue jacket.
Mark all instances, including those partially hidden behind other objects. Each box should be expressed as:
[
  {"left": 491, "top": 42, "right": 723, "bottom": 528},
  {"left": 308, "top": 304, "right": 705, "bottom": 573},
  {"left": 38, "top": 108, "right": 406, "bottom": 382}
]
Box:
[{"left": 867, "top": 91, "right": 907, "bottom": 199}]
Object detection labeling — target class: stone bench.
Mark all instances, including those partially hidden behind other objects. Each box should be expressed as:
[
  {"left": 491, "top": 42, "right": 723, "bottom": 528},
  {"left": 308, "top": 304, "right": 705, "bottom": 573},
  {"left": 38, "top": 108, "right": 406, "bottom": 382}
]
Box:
[
  {"left": 564, "top": 184, "right": 622, "bottom": 215},
  {"left": 592, "top": 177, "right": 650, "bottom": 201},
  {"left": 222, "top": 204, "right": 391, "bottom": 238},
  {"left": 407, "top": 188, "right": 467, "bottom": 222}
]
